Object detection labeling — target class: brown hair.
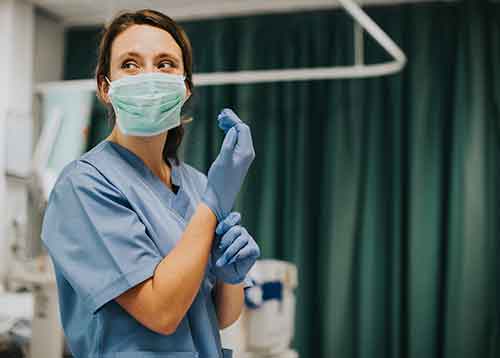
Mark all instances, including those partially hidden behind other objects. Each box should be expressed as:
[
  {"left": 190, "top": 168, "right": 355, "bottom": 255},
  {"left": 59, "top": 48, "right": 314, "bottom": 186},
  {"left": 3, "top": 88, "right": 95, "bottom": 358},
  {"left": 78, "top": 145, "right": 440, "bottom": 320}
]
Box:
[{"left": 95, "top": 9, "right": 194, "bottom": 165}]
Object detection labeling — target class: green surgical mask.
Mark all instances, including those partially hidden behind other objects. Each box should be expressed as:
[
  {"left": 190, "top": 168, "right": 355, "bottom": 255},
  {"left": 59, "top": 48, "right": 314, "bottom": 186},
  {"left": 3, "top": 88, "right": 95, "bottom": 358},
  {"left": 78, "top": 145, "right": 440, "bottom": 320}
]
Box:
[{"left": 106, "top": 72, "right": 187, "bottom": 136}]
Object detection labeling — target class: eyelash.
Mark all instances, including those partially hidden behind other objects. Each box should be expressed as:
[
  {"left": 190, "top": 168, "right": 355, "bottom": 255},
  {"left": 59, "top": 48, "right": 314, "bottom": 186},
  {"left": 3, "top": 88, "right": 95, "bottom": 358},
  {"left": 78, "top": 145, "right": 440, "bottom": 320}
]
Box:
[
  {"left": 121, "top": 60, "right": 176, "bottom": 70},
  {"left": 122, "top": 61, "right": 138, "bottom": 70},
  {"left": 159, "top": 60, "right": 176, "bottom": 68}
]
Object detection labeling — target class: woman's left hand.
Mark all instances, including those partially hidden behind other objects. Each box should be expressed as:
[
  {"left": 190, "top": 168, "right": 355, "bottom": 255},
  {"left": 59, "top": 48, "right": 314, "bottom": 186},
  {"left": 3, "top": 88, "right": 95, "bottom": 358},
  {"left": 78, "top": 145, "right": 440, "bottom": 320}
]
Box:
[{"left": 210, "top": 212, "right": 260, "bottom": 285}]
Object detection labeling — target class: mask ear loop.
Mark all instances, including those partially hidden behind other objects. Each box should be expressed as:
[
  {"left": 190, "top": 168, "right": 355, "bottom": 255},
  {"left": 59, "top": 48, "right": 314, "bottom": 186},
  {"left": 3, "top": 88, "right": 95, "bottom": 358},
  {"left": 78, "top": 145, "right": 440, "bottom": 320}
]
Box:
[
  {"left": 181, "top": 76, "right": 191, "bottom": 105},
  {"left": 180, "top": 80, "right": 193, "bottom": 124},
  {"left": 104, "top": 76, "right": 113, "bottom": 99}
]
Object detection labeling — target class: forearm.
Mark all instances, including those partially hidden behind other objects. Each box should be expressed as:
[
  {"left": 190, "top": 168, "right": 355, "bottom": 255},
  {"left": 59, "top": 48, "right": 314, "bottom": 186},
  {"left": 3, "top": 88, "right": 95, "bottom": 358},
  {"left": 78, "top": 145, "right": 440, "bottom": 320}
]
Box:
[
  {"left": 152, "top": 203, "right": 217, "bottom": 327},
  {"left": 214, "top": 279, "right": 245, "bottom": 329}
]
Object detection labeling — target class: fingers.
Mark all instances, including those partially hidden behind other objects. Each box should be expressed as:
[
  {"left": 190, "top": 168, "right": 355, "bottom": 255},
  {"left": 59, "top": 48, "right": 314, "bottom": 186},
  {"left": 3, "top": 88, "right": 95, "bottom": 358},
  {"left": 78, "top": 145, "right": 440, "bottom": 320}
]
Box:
[
  {"left": 218, "top": 108, "right": 255, "bottom": 162},
  {"left": 219, "top": 126, "right": 238, "bottom": 157},
  {"left": 234, "top": 123, "right": 255, "bottom": 159},
  {"left": 216, "top": 233, "right": 249, "bottom": 267},
  {"left": 226, "top": 243, "right": 259, "bottom": 265},
  {"left": 218, "top": 226, "right": 242, "bottom": 252},
  {"left": 216, "top": 212, "right": 241, "bottom": 236},
  {"left": 224, "top": 228, "right": 259, "bottom": 265},
  {"left": 218, "top": 108, "right": 242, "bottom": 133}
]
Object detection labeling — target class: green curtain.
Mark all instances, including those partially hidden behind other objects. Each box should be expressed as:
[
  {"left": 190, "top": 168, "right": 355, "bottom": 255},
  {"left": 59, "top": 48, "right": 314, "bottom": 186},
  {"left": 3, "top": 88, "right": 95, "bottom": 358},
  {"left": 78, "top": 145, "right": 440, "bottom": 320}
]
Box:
[{"left": 65, "top": 2, "right": 500, "bottom": 357}]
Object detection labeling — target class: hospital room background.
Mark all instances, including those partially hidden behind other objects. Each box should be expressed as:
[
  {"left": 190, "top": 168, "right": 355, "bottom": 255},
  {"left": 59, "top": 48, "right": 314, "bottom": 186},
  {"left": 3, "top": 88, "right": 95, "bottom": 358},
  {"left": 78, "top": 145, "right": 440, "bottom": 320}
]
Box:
[{"left": 0, "top": 0, "right": 499, "bottom": 357}]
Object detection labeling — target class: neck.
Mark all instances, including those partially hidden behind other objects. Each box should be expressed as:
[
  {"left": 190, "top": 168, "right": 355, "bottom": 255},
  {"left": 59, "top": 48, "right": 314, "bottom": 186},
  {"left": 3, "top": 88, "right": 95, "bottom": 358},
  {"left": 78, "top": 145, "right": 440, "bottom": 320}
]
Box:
[{"left": 107, "top": 127, "right": 171, "bottom": 182}]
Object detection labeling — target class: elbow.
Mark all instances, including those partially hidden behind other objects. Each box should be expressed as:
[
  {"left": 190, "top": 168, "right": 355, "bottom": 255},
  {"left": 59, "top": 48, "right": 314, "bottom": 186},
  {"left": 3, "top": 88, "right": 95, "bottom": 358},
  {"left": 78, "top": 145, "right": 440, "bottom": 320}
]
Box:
[
  {"left": 218, "top": 308, "right": 243, "bottom": 330},
  {"left": 218, "top": 320, "right": 230, "bottom": 330},
  {"left": 153, "top": 296, "right": 187, "bottom": 336},
  {"left": 218, "top": 315, "right": 239, "bottom": 330},
  {"left": 157, "top": 312, "right": 182, "bottom": 336},
  {"left": 158, "top": 322, "right": 177, "bottom": 336}
]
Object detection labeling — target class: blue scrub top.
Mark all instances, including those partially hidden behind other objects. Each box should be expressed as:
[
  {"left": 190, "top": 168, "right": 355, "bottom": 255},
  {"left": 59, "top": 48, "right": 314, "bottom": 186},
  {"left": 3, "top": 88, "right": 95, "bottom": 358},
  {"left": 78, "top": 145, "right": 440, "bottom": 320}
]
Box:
[{"left": 41, "top": 140, "right": 240, "bottom": 358}]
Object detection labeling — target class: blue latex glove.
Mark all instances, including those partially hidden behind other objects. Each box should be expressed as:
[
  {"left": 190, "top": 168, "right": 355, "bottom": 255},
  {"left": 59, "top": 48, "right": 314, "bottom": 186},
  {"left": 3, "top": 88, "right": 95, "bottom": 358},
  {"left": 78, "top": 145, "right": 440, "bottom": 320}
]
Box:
[
  {"left": 210, "top": 212, "right": 261, "bottom": 285},
  {"left": 202, "top": 108, "right": 255, "bottom": 221}
]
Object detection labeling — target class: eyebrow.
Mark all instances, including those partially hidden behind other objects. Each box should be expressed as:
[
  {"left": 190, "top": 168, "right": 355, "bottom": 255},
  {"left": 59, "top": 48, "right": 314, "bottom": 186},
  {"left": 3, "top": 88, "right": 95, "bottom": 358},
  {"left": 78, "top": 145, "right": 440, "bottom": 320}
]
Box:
[
  {"left": 117, "top": 51, "right": 181, "bottom": 63},
  {"left": 117, "top": 51, "right": 141, "bottom": 62},
  {"left": 156, "top": 53, "right": 181, "bottom": 63}
]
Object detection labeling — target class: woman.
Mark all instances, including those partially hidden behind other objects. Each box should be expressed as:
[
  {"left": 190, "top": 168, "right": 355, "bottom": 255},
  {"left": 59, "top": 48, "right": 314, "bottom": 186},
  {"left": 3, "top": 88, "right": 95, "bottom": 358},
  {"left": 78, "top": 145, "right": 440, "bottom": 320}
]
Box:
[{"left": 41, "top": 9, "right": 260, "bottom": 358}]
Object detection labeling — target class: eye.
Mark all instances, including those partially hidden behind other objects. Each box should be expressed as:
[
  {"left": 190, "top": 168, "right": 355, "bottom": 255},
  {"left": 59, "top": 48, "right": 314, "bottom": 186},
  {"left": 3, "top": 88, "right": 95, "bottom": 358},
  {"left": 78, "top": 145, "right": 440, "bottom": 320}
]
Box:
[
  {"left": 158, "top": 60, "right": 176, "bottom": 70},
  {"left": 122, "top": 61, "right": 139, "bottom": 70}
]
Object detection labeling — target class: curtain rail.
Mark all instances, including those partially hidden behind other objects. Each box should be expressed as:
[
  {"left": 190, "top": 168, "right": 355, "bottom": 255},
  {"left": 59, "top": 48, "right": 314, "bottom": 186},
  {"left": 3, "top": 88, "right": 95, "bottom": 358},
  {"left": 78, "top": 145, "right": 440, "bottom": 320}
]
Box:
[{"left": 35, "top": 0, "right": 407, "bottom": 94}]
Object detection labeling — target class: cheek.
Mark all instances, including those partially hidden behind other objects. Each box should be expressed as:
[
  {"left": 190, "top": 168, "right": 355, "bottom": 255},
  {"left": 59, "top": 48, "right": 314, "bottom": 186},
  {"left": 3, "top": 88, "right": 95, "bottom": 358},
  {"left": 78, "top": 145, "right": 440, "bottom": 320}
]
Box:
[
  {"left": 109, "top": 67, "right": 121, "bottom": 81},
  {"left": 108, "top": 61, "right": 129, "bottom": 81}
]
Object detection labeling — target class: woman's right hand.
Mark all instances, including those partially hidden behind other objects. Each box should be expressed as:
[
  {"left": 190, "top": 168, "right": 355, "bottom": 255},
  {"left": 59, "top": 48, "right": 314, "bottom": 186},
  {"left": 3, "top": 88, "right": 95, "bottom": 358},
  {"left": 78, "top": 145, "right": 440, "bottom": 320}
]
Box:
[{"left": 202, "top": 108, "right": 255, "bottom": 221}]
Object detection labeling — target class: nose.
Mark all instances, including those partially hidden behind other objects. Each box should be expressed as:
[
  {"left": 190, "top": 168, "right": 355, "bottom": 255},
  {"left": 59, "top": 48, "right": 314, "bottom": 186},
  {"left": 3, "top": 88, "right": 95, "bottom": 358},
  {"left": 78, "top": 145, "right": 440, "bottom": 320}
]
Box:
[
  {"left": 143, "top": 62, "right": 155, "bottom": 73},
  {"left": 140, "top": 58, "right": 158, "bottom": 74}
]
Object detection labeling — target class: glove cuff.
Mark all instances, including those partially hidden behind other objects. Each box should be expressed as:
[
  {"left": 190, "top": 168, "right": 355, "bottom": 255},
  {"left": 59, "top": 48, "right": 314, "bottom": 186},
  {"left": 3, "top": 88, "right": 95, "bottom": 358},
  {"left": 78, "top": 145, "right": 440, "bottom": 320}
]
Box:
[{"left": 201, "top": 184, "right": 224, "bottom": 221}]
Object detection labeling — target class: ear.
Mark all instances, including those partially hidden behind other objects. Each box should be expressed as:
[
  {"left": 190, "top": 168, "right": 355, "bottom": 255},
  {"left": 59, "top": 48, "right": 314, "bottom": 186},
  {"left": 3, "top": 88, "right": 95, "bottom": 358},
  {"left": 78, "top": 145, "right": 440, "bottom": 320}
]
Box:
[
  {"left": 185, "top": 80, "right": 192, "bottom": 100},
  {"left": 97, "top": 75, "right": 111, "bottom": 104}
]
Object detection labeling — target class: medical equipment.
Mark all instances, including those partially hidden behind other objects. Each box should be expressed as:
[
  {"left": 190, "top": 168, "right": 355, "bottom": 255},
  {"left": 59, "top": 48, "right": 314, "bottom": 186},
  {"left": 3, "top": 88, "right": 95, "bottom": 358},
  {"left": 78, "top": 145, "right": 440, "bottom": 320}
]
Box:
[
  {"left": 107, "top": 72, "right": 187, "bottom": 136},
  {"left": 0, "top": 292, "right": 33, "bottom": 357},
  {"left": 221, "top": 260, "right": 299, "bottom": 358},
  {"left": 3, "top": 88, "right": 92, "bottom": 358}
]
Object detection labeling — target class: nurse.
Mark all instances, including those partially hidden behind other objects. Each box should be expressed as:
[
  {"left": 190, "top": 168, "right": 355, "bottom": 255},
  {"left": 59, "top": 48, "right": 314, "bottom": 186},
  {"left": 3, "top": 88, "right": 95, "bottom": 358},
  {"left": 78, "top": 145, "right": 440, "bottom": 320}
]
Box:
[{"left": 41, "top": 9, "right": 260, "bottom": 358}]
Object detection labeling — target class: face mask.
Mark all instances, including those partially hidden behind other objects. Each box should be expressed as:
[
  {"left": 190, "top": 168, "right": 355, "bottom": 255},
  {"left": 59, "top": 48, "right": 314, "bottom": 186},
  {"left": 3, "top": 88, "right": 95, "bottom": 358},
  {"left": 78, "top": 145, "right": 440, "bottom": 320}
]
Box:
[{"left": 106, "top": 72, "right": 187, "bottom": 136}]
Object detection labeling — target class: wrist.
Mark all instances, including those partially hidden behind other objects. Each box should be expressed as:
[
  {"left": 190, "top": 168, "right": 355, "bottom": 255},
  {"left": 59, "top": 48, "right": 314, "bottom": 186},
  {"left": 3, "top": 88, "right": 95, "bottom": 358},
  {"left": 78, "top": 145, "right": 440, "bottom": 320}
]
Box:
[
  {"left": 215, "top": 270, "right": 245, "bottom": 285},
  {"left": 216, "top": 278, "right": 245, "bottom": 288},
  {"left": 196, "top": 202, "right": 219, "bottom": 229},
  {"left": 202, "top": 185, "right": 224, "bottom": 221}
]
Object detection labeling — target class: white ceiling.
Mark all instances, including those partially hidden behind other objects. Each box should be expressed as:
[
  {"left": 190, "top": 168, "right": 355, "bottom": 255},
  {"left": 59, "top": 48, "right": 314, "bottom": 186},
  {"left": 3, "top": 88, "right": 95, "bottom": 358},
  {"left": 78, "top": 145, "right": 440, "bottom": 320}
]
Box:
[{"left": 28, "top": 0, "right": 449, "bottom": 26}]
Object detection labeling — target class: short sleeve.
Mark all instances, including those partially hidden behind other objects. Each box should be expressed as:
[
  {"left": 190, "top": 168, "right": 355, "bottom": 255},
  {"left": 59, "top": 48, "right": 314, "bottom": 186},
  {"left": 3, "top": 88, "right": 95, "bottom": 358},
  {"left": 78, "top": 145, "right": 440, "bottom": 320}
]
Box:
[{"left": 41, "top": 162, "right": 163, "bottom": 314}]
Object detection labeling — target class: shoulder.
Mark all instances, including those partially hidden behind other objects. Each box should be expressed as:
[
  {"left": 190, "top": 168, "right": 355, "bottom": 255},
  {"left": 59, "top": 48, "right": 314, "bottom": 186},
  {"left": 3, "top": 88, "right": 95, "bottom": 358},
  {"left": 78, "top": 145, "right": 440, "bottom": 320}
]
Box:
[
  {"left": 49, "top": 155, "right": 123, "bottom": 205},
  {"left": 79, "top": 140, "right": 118, "bottom": 169},
  {"left": 57, "top": 141, "right": 124, "bottom": 190}
]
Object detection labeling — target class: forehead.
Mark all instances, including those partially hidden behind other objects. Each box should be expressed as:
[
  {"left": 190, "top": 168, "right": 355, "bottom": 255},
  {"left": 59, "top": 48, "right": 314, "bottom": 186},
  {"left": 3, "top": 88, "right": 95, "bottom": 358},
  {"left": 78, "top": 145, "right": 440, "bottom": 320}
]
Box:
[{"left": 111, "top": 24, "right": 182, "bottom": 60}]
